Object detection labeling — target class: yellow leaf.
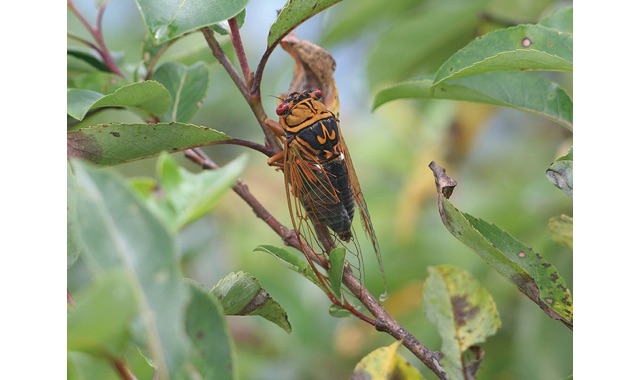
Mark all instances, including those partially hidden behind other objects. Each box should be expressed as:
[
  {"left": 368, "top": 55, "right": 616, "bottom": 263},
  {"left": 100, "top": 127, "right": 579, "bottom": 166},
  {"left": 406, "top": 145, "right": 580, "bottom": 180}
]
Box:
[{"left": 352, "top": 340, "right": 424, "bottom": 380}]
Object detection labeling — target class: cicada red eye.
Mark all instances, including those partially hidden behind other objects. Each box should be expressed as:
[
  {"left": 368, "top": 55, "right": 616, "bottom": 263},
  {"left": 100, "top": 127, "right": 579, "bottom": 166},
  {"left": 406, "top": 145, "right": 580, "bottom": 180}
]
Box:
[
  {"left": 276, "top": 102, "right": 289, "bottom": 115},
  {"left": 312, "top": 89, "right": 322, "bottom": 99}
]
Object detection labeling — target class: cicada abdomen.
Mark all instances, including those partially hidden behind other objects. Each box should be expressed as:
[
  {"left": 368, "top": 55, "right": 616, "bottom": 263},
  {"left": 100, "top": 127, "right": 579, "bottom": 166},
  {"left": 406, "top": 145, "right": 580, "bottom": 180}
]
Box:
[{"left": 298, "top": 154, "right": 355, "bottom": 241}]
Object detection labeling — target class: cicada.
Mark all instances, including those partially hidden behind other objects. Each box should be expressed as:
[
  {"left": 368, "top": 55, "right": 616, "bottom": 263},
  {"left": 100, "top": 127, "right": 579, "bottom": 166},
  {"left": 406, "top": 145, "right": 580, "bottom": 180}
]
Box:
[{"left": 267, "top": 89, "right": 386, "bottom": 299}]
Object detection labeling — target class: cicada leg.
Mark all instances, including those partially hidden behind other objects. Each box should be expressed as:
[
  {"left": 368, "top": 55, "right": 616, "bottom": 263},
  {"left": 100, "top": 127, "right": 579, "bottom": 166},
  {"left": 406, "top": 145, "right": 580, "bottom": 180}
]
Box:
[
  {"left": 267, "top": 150, "right": 285, "bottom": 168},
  {"left": 265, "top": 117, "right": 286, "bottom": 137},
  {"left": 265, "top": 117, "right": 288, "bottom": 170}
]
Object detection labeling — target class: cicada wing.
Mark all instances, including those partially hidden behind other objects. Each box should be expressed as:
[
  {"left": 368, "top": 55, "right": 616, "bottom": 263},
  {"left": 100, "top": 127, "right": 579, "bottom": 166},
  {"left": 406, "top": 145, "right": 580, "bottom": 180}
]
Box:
[
  {"left": 338, "top": 133, "right": 388, "bottom": 297},
  {"left": 283, "top": 142, "right": 339, "bottom": 287}
]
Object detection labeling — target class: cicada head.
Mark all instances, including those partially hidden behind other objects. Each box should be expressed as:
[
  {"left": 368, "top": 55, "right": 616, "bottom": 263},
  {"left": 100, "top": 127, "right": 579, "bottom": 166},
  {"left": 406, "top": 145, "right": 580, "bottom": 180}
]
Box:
[{"left": 276, "top": 89, "right": 327, "bottom": 133}]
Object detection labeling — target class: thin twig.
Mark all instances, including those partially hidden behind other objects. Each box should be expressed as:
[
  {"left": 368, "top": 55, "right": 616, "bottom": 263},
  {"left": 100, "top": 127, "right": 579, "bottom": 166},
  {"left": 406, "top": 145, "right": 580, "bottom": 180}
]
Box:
[
  {"left": 209, "top": 138, "right": 276, "bottom": 157},
  {"left": 67, "top": 33, "right": 101, "bottom": 52},
  {"left": 228, "top": 17, "right": 252, "bottom": 85},
  {"left": 143, "top": 41, "right": 175, "bottom": 81},
  {"left": 113, "top": 359, "right": 137, "bottom": 380},
  {"left": 200, "top": 27, "right": 248, "bottom": 99},
  {"left": 67, "top": 289, "right": 75, "bottom": 307},
  {"left": 251, "top": 43, "right": 278, "bottom": 99},
  {"left": 200, "top": 27, "right": 281, "bottom": 150},
  {"left": 67, "top": 0, "right": 125, "bottom": 78}
]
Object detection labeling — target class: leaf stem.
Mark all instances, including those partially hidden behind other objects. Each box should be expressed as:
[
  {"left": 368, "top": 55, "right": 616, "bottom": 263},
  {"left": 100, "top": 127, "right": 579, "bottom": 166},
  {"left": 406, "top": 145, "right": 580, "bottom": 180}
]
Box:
[
  {"left": 228, "top": 17, "right": 252, "bottom": 86},
  {"left": 200, "top": 27, "right": 248, "bottom": 99},
  {"left": 200, "top": 27, "right": 281, "bottom": 149},
  {"left": 143, "top": 40, "right": 176, "bottom": 81},
  {"left": 67, "top": 0, "right": 125, "bottom": 78}
]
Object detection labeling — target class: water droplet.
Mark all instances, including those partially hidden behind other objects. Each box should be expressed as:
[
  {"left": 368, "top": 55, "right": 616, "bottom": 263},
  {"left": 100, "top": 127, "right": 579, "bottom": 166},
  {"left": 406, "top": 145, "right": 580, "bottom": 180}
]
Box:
[{"left": 154, "top": 25, "right": 169, "bottom": 42}]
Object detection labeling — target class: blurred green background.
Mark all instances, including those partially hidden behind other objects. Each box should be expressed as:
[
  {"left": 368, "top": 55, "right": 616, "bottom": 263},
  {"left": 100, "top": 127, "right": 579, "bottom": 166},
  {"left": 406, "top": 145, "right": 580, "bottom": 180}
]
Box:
[{"left": 68, "top": 0, "right": 573, "bottom": 378}]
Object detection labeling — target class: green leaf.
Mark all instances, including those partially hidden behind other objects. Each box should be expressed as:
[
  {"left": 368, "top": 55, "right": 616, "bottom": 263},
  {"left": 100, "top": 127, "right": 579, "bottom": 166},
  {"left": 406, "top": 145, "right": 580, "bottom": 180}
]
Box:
[
  {"left": 68, "top": 352, "right": 120, "bottom": 380},
  {"left": 432, "top": 24, "right": 572, "bottom": 85},
  {"left": 372, "top": 80, "right": 433, "bottom": 110},
  {"left": 548, "top": 215, "right": 573, "bottom": 249},
  {"left": 538, "top": 6, "right": 573, "bottom": 33},
  {"left": 371, "top": 7, "right": 573, "bottom": 131},
  {"left": 254, "top": 245, "right": 324, "bottom": 288},
  {"left": 151, "top": 62, "right": 210, "bottom": 122},
  {"left": 67, "top": 71, "right": 128, "bottom": 96},
  {"left": 328, "top": 304, "right": 353, "bottom": 318},
  {"left": 423, "top": 265, "right": 500, "bottom": 379},
  {"left": 434, "top": 194, "right": 573, "bottom": 327},
  {"left": 267, "top": 0, "right": 342, "bottom": 50},
  {"left": 67, "top": 270, "right": 138, "bottom": 356},
  {"left": 546, "top": 146, "right": 573, "bottom": 198},
  {"left": 67, "top": 122, "right": 231, "bottom": 165},
  {"left": 67, "top": 49, "right": 110, "bottom": 72},
  {"left": 211, "top": 8, "right": 246, "bottom": 35},
  {"left": 352, "top": 340, "right": 424, "bottom": 380},
  {"left": 185, "top": 282, "right": 237, "bottom": 380},
  {"left": 211, "top": 272, "right": 292, "bottom": 333},
  {"left": 70, "top": 160, "right": 191, "bottom": 378},
  {"left": 328, "top": 247, "right": 346, "bottom": 299},
  {"left": 374, "top": 72, "right": 573, "bottom": 130},
  {"left": 134, "top": 0, "right": 249, "bottom": 44},
  {"left": 432, "top": 72, "right": 572, "bottom": 130},
  {"left": 123, "top": 348, "right": 156, "bottom": 380},
  {"left": 67, "top": 81, "right": 171, "bottom": 121},
  {"left": 141, "top": 153, "right": 246, "bottom": 230},
  {"left": 67, "top": 163, "right": 81, "bottom": 268}
]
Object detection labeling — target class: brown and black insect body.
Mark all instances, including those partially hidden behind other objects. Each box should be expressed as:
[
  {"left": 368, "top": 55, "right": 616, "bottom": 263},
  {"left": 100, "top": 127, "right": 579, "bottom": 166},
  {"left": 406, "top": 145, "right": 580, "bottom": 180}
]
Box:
[{"left": 268, "top": 89, "right": 387, "bottom": 300}]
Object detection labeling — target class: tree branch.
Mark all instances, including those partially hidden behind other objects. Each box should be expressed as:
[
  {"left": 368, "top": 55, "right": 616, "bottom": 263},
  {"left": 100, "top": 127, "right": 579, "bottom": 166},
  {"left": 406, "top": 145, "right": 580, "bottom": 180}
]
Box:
[
  {"left": 183, "top": 148, "right": 446, "bottom": 379},
  {"left": 342, "top": 273, "right": 447, "bottom": 378}
]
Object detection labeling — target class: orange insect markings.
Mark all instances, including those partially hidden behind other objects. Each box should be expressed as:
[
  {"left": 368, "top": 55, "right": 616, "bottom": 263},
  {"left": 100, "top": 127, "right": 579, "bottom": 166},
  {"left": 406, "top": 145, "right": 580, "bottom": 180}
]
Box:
[{"left": 316, "top": 122, "right": 337, "bottom": 145}]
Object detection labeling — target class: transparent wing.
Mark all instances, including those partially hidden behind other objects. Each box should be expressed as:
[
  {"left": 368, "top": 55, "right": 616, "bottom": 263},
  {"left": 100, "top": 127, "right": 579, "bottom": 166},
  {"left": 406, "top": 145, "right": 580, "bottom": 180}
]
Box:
[
  {"left": 338, "top": 133, "right": 388, "bottom": 299},
  {"left": 283, "top": 141, "right": 368, "bottom": 291}
]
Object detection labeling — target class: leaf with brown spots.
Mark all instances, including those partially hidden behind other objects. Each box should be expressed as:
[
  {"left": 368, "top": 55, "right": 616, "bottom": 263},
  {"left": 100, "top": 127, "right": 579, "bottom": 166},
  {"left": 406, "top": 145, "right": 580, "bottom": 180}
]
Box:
[
  {"left": 67, "top": 122, "right": 230, "bottom": 166},
  {"left": 372, "top": 7, "right": 573, "bottom": 130},
  {"left": 546, "top": 146, "right": 573, "bottom": 199},
  {"left": 210, "top": 271, "right": 291, "bottom": 334},
  {"left": 424, "top": 265, "right": 500, "bottom": 380},
  {"left": 351, "top": 340, "right": 424, "bottom": 380},
  {"left": 429, "top": 162, "right": 573, "bottom": 329}
]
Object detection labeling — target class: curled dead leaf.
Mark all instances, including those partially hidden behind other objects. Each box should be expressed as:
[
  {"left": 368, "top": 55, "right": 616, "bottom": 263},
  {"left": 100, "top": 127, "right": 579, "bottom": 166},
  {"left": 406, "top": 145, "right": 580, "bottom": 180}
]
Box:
[{"left": 280, "top": 31, "right": 339, "bottom": 115}]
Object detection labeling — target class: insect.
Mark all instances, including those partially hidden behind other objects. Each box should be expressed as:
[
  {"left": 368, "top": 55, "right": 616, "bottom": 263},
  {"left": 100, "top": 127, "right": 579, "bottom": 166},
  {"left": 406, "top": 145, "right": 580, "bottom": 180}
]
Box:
[{"left": 267, "top": 89, "right": 387, "bottom": 299}]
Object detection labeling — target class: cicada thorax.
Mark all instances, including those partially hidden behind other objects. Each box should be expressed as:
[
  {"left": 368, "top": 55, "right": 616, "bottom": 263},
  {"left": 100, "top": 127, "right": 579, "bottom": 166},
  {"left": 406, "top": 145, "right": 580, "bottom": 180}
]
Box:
[{"left": 277, "top": 89, "right": 356, "bottom": 242}]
